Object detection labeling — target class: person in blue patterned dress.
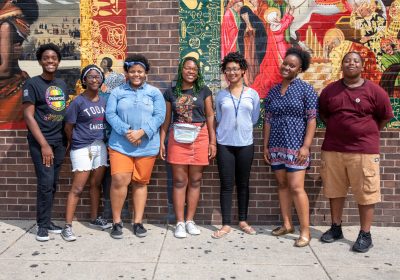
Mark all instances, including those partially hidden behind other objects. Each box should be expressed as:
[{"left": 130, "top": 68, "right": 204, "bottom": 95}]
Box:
[{"left": 263, "top": 48, "right": 318, "bottom": 247}]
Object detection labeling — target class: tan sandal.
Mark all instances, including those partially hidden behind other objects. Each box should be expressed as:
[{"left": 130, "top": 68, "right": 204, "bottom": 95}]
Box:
[
  {"left": 240, "top": 225, "right": 257, "bottom": 235},
  {"left": 211, "top": 228, "right": 231, "bottom": 239},
  {"left": 295, "top": 235, "right": 311, "bottom": 247},
  {"left": 271, "top": 226, "right": 295, "bottom": 236}
]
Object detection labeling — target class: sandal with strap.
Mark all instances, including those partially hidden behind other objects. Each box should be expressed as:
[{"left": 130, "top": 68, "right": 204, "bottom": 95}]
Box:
[
  {"left": 240, "top": 225, "right": 257, "bottom": 235},
  {"left": 211, "top": 228, "right": 231, "bottom": 239},
  {"left": 271, "top": 226, "right": 295, "bottom": 236},
  {"left": 295, "top": 235, "right": 311, "bottom": 247}
]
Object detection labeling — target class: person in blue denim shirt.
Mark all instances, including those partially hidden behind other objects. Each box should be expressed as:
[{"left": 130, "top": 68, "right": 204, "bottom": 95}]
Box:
[{"left": 106, "top": 54, "right": 166, "bottom": 239}]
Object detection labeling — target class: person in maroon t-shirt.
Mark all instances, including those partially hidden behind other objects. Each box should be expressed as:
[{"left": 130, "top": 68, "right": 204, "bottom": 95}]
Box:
[{"left": 319, "top": 52, "right": 393, "bottom": 253}]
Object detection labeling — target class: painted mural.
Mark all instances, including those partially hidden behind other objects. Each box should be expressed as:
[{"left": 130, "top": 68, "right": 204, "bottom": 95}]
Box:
[
  {"left": 0, "top": 0, "right": 126, "bottom": 130},
  {"left": 180, "top": 0, "right": 400, "bottom": 127},
  {"left": 0, "top": 0, "right": 80, "bottom": 129},
  {"left": 179, "top": 0, "right": 221, "bottom": 93}
]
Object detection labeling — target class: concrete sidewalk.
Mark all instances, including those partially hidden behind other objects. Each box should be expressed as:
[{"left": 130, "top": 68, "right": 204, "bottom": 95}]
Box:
[{"left": 0, "top": 221, "right": 398, "bottom": 280}]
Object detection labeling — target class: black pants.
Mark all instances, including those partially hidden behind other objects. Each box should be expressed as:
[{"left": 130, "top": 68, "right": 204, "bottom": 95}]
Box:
[
  {"left": 28, "top": 138, "right": 66, "bottom": 228},
  {"left": 216, "top": 144, "right": 254, "bottom": 225}
]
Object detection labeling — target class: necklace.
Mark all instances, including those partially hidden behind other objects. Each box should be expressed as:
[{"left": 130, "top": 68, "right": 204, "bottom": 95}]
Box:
[{"left": 228, "top": 85, "right": 244, "bottom": 130}]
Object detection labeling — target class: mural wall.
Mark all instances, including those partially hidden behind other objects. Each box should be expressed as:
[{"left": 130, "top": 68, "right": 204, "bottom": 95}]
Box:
[
  {"left": 1, "top": 0, "right": 399, "bottom": 128},
  {"left": 180, "top": 0, "right": 400, "bottom": 127},
  {"left": 0, "top": 0, "right": 126, "bottom": 129}
]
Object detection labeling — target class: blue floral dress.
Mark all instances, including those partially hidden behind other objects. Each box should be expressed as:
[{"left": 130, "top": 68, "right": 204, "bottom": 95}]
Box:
[{"left": 265, "top": 78, "right": 318, "bottom": 170}]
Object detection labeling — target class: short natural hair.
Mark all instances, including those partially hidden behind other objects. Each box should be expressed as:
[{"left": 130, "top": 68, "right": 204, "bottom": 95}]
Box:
[
  {"left": 220, "top": 52, "right": 248, "bottom": 72},
  {"left": 36, "top": 43, "right": 62, "bottom": 61},
  {"left": 285, "top": 48, "right": 311, "bottom": 72}
]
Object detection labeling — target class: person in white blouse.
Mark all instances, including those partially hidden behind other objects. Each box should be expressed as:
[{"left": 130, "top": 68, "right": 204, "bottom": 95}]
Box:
[{"left": 212, "top": 52, "right": 260, "bottom": 239}]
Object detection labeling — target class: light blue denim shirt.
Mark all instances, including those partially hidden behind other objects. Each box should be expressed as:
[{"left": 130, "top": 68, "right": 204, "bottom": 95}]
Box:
[
  {"left": 106, "top": 82, "right": 166, "bottom": 157},
  {"left": 216, "top": 87, "right": 260, "bottom": 147}
]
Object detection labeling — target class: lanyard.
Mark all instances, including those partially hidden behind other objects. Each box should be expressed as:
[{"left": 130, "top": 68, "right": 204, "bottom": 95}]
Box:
[{"left": 228, "top": 85, "right": 244, "bottom": 129}]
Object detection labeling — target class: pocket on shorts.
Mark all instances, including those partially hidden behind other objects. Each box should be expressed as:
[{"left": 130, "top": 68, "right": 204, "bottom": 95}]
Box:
[{"left": 362, "top": 157, "right": 380, "bottom": 193}]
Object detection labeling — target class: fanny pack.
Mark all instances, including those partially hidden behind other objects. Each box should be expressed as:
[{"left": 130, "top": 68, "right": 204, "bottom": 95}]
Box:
[{"left": 173, "top": 123, "right": 205, "bottom": 144}]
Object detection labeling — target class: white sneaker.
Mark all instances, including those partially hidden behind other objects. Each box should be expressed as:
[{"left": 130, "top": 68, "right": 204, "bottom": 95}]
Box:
[
  {"left": 174, "top": 222, "right": 187, "bottom": 238},
  {"left": 185, "top": 221, "right": 201, "bottom": 235}
]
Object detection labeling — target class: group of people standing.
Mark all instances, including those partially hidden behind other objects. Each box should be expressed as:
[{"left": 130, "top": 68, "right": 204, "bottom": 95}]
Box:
[{"left": 23, "top": 43, "right": 393, "bottom": 254}]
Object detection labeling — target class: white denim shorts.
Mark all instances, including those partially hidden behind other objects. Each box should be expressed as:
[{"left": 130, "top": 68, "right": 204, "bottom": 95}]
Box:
[{"left": 70, "top": 140, "right": 108, "bottom": 172}]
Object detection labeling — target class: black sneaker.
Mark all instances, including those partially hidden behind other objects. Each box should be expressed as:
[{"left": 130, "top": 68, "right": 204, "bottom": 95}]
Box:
[
  {"left": 132, "top": 223, "right": 147, "bottom": 238},
  {"left": 110, "top": 222, "right": 123, "bottom": 239},
  {"left": 36, "top": 227, "right": 49, "bottom": 242},
  {"left": 47, "top": 222, "right": 62, "bottom": 234},
  {"left": 320, "top": 223, "right": 344, "bottom": 243},
  {"left": 89, "top": 216, "right": 112, "bottom": 229},
  {"left": 352, "top": 230, "right": 373, "bottom": 253}
]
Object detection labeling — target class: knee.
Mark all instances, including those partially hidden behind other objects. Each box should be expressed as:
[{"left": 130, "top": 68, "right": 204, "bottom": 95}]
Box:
[
  {"left": 174, "top": 178, "right": 188, "bottom": 189},
  {"left": 289, "top": 184, "right": 305, "bottom": 196},
  {"left": 277, "top": 182, "right": 288, "bottom": 190},
  {"left": 71, "top": 185, "right": 84, "bottom": 196},
  {"left": 189, "top": 178, "right": 202, "bottom": 189}
]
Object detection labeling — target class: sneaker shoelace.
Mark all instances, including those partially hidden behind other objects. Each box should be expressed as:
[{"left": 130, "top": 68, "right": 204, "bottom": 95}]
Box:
[
  {"left": 64, "top": 227, "right": 73, "bottom": 237},
  {"left": 96, "top": 217, "right": 107, "bottom": 226}
]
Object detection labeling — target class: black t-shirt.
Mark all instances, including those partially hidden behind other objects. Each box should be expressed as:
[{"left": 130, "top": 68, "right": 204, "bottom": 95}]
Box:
[
  {"left": 163, "top": 86, "right": 212, "bottom": 123},
  {"left": 22, "top": 76, "right": 69, "bottom": 143}
]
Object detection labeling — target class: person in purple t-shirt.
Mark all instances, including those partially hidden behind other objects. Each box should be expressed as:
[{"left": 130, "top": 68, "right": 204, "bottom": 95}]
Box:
[
  {"left": 319, "top": 52, "right": 394, "bottom": 253},
  {"left": 61, "top": 65, "right": 110, "bottom": 242}
]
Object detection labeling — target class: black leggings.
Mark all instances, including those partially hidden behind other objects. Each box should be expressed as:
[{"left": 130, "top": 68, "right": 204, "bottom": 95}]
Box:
[{"left": 216, "top": 144, "right": 254, "bottom": 225}]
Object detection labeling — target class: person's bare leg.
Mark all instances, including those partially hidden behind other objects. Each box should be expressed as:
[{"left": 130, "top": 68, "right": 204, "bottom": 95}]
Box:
[{"left": 110, "top": 172, "right": 131, "bottom": 224}]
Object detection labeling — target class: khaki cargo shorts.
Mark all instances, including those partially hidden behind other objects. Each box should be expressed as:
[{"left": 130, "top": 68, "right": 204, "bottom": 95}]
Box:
[{"left": 320, "top": 151, "right": 381, "bottom": 205}]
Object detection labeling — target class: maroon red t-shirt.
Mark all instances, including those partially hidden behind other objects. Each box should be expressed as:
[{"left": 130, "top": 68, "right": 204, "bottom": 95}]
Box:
[{"left": 319, "top": 79, "right": 393, "bottom": 154}]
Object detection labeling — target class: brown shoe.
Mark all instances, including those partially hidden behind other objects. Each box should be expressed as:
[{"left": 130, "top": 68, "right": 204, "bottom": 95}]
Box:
[
  {"left": 271, "top": 226, "right": 295, "bottom": 236},
  {"left": 294, "top": 235, "right": 311, "bottom": 247}
]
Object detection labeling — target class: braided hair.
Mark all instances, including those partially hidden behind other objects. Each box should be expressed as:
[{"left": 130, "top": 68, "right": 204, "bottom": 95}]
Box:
[{"left": 174, "top": 57, "right": 205, "bottom": 98}]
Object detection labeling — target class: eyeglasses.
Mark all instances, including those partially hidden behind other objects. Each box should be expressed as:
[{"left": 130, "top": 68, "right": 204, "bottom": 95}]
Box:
[
  {"left": 224, "top": 68, "right": 241, "bottom": 74},
  {"left": 86, "top": 75, "right": 103, "bottom": 81},
  {"left": 183, "top": 66, "right": 199, "bottom": 72}
]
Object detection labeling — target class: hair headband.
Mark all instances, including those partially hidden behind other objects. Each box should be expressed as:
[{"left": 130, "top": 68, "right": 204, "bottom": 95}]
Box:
[
  {"left": 124, "top": 61, "right": 147, "bottom": 70},
  {"left": 83, "top": 67, "right": 103, "bottom": 81}
]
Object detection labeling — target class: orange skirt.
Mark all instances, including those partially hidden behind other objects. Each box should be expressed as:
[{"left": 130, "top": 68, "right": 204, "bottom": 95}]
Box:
[{"left": 167, "top": 124, "right": 209, "bottom": 165}]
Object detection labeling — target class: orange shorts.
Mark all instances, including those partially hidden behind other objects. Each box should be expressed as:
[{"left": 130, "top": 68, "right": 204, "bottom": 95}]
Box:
[
  {"left": 320, "top": 151, "right": 381, "bottom": 205},
  {"left": 108, "top": 148, "right": 156, "bottom": 185}
]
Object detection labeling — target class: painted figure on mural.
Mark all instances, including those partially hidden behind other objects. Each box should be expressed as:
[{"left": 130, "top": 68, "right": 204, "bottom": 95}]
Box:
[
  {"left": 238, "top": 4, "right": 267, "bottom": 85},
  {"left": 350, "top": 0, "right": 386, "bottom": 68},
  {"left": 379, "top": 38, "right": 400, "bottom": 97},
  {"left": 386, "top": 0, "right": 400, "bottom": 39},
  {"left": 100, "top": 56, "right": 125, "bottom": 94},
  {"left": 221, "top": 0, "right": 243, "bottom": 60},
  {"left": 250, "top": 5, "right": 295, "bottom": 98},
  {"left": 0, "top": 0, "right": 38, "bottom": 128}
]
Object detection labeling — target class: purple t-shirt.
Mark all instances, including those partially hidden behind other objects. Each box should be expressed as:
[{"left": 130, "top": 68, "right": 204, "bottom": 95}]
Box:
[{"left": 64, "top": 94, "right": 107, "bottom": 150}]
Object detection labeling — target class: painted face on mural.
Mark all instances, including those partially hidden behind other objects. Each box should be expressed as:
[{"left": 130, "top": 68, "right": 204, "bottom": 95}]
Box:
[
  {"left": 381, "top": 42, "right": 395, "bottom": 55},
  {"left": 84, "top": 69, "right": 103, "bottom": 92},
  {"left": 341, "top": 53, "right": 364, "bottom": 78},
  {"left": 182, "top": 60, "right": 199, "bottom": 86},
  {"left": 39, "top": 50, "right": 60, "bottom": 75},
  {"left": 224, "top": 62, "right": 244, "bottom": 84},
  {"left": 126, "top": 64, "right": 146, "bottom": 88},
  {"left": 280, "top": 55, "right": 302, "bottom": 81}
]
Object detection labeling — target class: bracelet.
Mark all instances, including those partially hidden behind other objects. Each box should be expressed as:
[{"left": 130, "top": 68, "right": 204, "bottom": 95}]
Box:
[{"left": 209, "top": 143, "right": 216, "bottom": 146}]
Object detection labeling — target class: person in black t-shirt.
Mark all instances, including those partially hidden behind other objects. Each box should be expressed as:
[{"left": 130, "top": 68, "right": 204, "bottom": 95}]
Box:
[
  {"left": 160, "top": 57, "right": 217, "bottom": 238},
  {"left": 22, "top": 43, "right": 69, "bottom": 242}
]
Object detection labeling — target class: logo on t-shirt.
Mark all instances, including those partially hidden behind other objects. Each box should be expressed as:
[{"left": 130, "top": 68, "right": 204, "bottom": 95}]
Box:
[{"left": 45, "top": 86, "right": 66, "bottom": 111}]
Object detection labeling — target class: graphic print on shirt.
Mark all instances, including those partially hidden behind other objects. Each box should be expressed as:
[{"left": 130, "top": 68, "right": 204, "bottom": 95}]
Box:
[
  {"left": 176, "top": 95, "right": 196, "bottom": 123},
  {"left": 83, "top": 105, "right": 106, "bottom": 131},
  {"left": 46, "top": 86, "right": 66, "bottom": 111},
  {"left": 43, "top": 86, "right": 66, "bottom": 122}
]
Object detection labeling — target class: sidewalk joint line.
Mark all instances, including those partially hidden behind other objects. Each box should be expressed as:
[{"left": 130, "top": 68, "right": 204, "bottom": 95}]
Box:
[
  {"left": 0, "top": 223, "right": 36, "bottom": 256},
  {"left": 309, "top": 244, "right": 333, "bottom": 280},
  {"left": 151, "top": 223, "right": 169, "bottom": 280}
]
